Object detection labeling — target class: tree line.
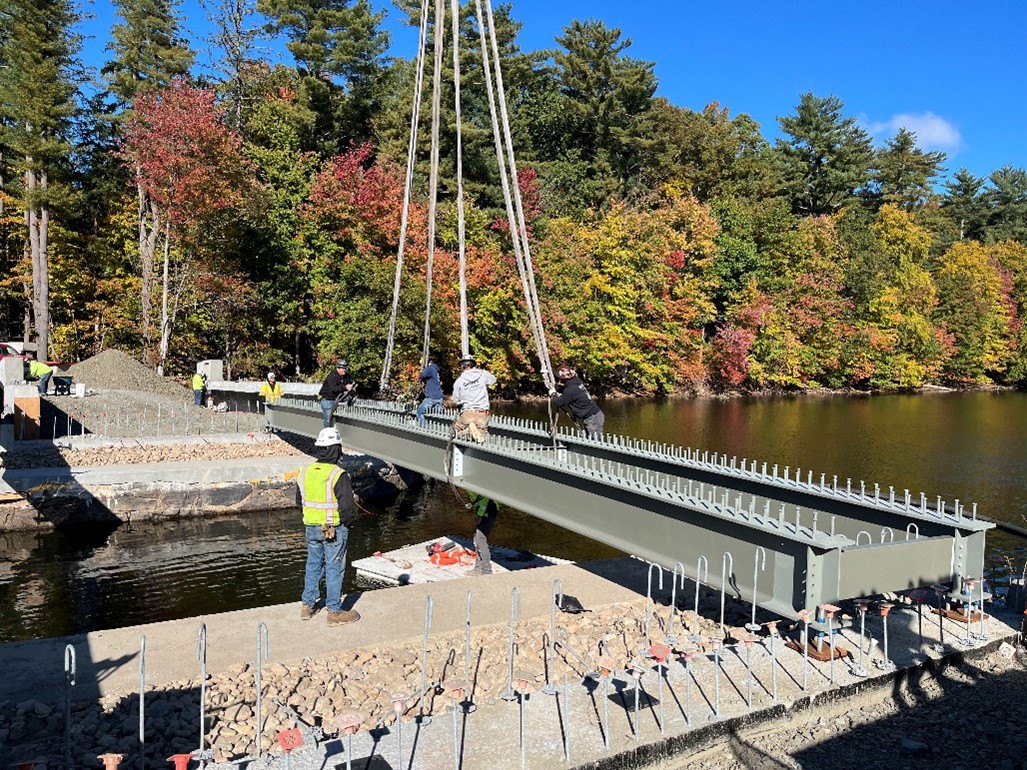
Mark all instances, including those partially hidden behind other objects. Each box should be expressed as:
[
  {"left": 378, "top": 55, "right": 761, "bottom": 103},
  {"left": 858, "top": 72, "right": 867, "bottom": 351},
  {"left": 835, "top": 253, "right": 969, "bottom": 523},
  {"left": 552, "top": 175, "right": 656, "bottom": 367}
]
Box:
[{"left": 1, "top": 0, "right": 1026, "bottom": 396}]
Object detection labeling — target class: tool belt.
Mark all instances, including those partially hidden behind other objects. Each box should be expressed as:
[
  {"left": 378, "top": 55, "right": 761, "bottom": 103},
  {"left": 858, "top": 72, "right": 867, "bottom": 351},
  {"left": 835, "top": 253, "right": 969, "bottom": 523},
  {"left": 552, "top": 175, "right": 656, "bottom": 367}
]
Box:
[{"left": 321, "top": 523, "right": 337, "bottom": 541}]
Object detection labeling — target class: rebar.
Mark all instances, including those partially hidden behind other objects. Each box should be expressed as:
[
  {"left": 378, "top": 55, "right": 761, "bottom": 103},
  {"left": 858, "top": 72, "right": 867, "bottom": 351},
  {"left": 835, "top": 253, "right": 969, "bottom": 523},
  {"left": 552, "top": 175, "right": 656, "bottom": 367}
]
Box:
[
  {"left": 976, "top": 579, "right": 989, "bottom": 642},
  {"left": 852, "top": 600, "right": 870, "bottom": 677},
  {"left": 139, "top": 635, "right": 146, "bottom": 770},
  {"left": 256, "top": 623, "right": 269, "bottom": 758},
  {"left": 197, "top": 623, "right": 208, "bottom": 767},
  {"left": 719, "top": 551, "right": 734, "bottom": 638},
  {"left": 419, "top": 594, "right": 434, "bottom": 723},
  {"left": 544, "top": 579, "right": 563, "bottom": 695},
  {"left": 744, "top": 637, "right": 754, "bottom": 709},
  {"left": 646, "top": 562, "right": 664, "bottom": 646},
  {"left": 667, "top": 562, "right": 686, "bottom": 643},
  {"left": 602, "top": 673, "right": 610, "bottom": 751},
  {"left": 876, "top": 604, "right": 896, "bottom": 670},
  {"left": 690, "top": 555, "right": 709, "bottom": 643},
  {"left": 766, "top": 621, "right": 779, "bottom": 701},
  {"left": 502, "top": 587, "right": 521, "bottom": 701},
  {"left": 683, "top": 650, "right": 693, "bottom": 724},
  {"left": 563, "top": 673, "right": 571, "bottom": 764},
  {"left": 711, "top": 640, "right": 722, "bottom": 718},
  {"left": 631, "top": 666, "right": 641, "bottom": 740},
  {"left": 464, "top": 590, "right": 476, "bottom": 712},
  {"left": 798, "top": 609, "right": 811, "bottom": 691},
  {"left": 747, "top": 547, "right": 766, "bottom": 632},
  {"left": 64, "top": 644, "right": 76, "bottom": 770}
]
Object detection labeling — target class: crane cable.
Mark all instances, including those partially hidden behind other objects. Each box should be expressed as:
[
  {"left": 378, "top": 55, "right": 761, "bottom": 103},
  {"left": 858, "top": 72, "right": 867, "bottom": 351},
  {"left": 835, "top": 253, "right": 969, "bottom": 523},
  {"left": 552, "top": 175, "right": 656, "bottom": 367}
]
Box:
[
  {"left": 380, "top": 0, "right": 432, "bottom": 393},
  {"left": 473, "top": 0, "right": 554, "bottom": 392},
  {"left": 451, "top": 0, "right": 470, "bottom": 360}
]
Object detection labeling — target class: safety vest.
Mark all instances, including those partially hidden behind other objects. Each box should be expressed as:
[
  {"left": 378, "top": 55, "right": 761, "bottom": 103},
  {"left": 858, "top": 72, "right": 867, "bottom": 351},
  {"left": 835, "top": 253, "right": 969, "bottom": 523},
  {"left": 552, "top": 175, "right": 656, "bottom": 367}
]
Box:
[
  {"left": 259, "top": 381, "right": 283, "bottom": 400},
  {"left": 468, "top": 492, "right": 492, "bottom": 518},
  {"left": 29, "top": 360, "right": 51, "bottom": 378},
  {"left": 192, "top": 373, "right": 205, "bottom": 390},
  {"left": 299, "top": 462, "right": 346, "bottom": 526}
]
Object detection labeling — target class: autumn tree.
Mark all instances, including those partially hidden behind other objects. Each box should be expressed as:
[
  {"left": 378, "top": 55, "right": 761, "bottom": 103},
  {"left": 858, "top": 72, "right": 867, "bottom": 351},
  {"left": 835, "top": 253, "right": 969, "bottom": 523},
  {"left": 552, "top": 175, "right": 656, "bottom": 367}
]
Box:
[
  {"left": 103, "top": 0, "right": 194, "bottom": 360},
  {"left": 775, "top": 93, "right": 874, "bottom": 217},
  {"left": 120, "top": 80, "right": 256, "bottom": 374},
  {"left": 0, "top": 0, "right": 82, "bottom": 358},
  {"left": 935, "top": 240, "right": 1014, "bottom": 381}
]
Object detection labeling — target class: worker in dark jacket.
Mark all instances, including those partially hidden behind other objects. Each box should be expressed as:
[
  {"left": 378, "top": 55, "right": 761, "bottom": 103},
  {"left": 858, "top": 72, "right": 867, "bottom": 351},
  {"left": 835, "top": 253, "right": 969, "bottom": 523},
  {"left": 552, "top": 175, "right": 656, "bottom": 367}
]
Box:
[
  {"left": 416, "top": 354, "right": 444, "bottom": 425},
  {"left": 549, "top": 364, "right": 605, "bottom": 437},
  {"left": 467, "top": 491, "right": 499, "bottom": 575},
  {"left": 296, "top": 427, "right": 359, "bottom": 625},
  {"left": 318, "top": 359, "right": 356, "bottom": 427}
]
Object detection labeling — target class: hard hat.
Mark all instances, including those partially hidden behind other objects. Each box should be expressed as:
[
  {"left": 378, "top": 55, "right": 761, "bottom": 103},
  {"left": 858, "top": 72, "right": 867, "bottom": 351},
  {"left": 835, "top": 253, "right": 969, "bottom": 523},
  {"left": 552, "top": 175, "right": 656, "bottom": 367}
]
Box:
[
  {"left": 267, "top": 372, "right": 276, "bottom": 380},
  {"left": 315, "top": 427, "right": 343, "bottom": 446},
  {"left": 556, "top": 364, "right": 575, "bottom": 381},
  {"left": 459, "top": 355, "right": 476, "bottom": 368},
  {"left": 335, "top": 360, "right": 348, "bottom": 368}
]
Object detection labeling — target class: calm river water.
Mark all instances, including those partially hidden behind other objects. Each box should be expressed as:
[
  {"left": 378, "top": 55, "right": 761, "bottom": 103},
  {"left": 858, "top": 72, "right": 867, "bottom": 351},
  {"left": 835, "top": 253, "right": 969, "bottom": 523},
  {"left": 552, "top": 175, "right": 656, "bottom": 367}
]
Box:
[{"left": 2, "top": 391, "right": 1026, "bottom": 642}]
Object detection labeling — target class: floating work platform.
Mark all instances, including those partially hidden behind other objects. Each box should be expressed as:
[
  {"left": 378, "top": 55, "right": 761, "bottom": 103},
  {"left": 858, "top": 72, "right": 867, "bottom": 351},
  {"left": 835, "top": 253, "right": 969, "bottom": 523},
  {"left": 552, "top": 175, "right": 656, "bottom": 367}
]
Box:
[{"left": 352, "top": 535, "right": 572, "bottom": 585}]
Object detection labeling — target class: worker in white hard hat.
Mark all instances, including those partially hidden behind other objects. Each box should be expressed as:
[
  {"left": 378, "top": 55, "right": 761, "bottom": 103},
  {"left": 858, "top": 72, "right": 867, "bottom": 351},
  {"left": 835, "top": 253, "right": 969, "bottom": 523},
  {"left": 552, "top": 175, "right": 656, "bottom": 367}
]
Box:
[
  {"left": 259, "top": 371, "right": 284, "bottom": 433},
  {"left": 296, "top": 427, "right": 360, "bottom": 625}
]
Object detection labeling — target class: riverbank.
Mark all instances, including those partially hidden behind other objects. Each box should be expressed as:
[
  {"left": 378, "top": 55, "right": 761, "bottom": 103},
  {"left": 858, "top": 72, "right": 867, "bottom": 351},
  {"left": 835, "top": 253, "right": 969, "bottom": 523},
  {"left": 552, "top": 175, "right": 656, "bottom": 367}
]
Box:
[{"left": 0, "top": 434, "right": 421, "bottom": 532}]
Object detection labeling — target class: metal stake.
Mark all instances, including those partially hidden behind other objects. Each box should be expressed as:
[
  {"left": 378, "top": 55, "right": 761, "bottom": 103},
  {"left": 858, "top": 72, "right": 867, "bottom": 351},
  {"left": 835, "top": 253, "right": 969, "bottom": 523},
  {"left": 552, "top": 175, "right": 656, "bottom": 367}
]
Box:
[
  {"left": 683, "top": 650, "right": 693, "bottom": 724},
  {"left": 931, "top": 583, "right": 947, "bottom": 652},
  {"left": 690, "top": 555, "right": 709, "bottom": 643},
  {"left": 563, "top": 673, "right": 571, "bottom": 764},
  {"left": 667, "top": 562, "right": 686, "bottom": 644},
  {"left": 797, "top": 609, "right": 812, "bottom": 691},
  {"left": 852, "top": 600, "right": 870, "bottom": 677}
]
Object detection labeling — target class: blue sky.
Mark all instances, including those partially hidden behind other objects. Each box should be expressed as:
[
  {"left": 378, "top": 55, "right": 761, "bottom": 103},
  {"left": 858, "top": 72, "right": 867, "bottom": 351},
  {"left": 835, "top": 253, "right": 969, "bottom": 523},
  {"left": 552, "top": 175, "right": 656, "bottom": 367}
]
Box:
[{"left": 80, "top": 0, "right": 1027, "bottom": 180}]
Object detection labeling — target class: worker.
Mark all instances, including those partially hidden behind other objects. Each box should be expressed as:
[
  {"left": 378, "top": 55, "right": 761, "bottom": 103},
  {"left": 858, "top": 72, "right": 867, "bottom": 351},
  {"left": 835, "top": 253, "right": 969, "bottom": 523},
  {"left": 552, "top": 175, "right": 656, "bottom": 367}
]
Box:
[
  {"left": 192, "top": 370, "right": 207, "bottom": 406},
  {"left": 318, "top": 360, "right": 357, "bottom": 427},
  {"left": 467, "top": 491, "right": 499, "bottom": 575},
  {"left": 296, "top": 427, "right": 359, "bottom": 625},
  {"left": 549, "top": 364, "right": 605, "bottom": 437},
  {"left": 259, "top": 372, "right": 284, "bottom": 432},
  {"left": 415, "top": 353, "right": 444, "bottom": 426},
  {"left": 451, "top": 355, "right": 496, "bottom": 442},
  {"left": 25, "top": 353, "right": 52, "bottom": 396}
]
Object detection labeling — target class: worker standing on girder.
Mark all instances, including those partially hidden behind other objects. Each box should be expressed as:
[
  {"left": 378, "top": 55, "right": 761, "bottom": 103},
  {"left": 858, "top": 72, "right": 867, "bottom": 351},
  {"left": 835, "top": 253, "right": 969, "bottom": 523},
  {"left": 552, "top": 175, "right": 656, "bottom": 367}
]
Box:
[
  {"left": 451, "top": 355, "right": 496, "bottom": 442},
  {"left": 318, "top": 359, "right": 357, "bottom": 427},
  {"left": 467, "top": 491, "right": 499, "bottom": 575},
  {"left": 550, "top": 364, "right": 605, "bottom": 437},
  {"left": 415, "top": 352, "right": 444, "bottom": 426},
  {"left": 296, "top": 427, "right": 360, "bottom": 626}
]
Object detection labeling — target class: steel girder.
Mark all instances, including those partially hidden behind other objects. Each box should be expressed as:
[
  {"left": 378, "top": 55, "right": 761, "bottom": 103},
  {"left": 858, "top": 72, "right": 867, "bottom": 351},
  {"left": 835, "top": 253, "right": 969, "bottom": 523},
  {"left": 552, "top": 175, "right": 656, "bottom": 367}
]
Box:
[{"left": 270, "top": 399, "right": 991, "bottom": 619}]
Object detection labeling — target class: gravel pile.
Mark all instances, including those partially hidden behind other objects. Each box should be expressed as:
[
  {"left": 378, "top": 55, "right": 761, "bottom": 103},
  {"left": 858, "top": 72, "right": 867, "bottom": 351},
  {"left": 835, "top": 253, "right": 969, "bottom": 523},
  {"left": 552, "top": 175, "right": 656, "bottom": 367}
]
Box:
[{"left": 67, "top": 350, "right": 193, "bottom": 401}]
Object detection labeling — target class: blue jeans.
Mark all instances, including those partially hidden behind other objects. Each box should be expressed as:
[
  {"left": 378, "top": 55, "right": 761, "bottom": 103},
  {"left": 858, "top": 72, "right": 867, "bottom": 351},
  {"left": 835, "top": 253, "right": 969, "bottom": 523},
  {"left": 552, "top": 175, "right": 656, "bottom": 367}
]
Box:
[
  {"left": 416, "top": 397, "right": 443, "bottom": 425},
  {"left": 320, "top": 398, "right": 336, "bottom": 427},
  {"left": 194, "top": 389, "right": 204, "bottom": 406},
  {"left": 303, "top": 524, "right": 348, "bottom": 613},
  {"left": 38, "top": 372, "right": 52, "bottom": 396}
]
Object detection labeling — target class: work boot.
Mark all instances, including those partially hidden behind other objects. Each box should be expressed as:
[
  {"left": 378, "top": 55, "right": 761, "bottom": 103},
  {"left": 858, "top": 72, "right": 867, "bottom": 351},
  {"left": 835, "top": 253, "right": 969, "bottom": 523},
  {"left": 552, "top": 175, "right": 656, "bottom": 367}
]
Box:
[
  {"left": 300, "top": 603, "right": 316, "bottom": 621},
  {"left": 327, "top": 609, "right": 360, "bottom": 626}
]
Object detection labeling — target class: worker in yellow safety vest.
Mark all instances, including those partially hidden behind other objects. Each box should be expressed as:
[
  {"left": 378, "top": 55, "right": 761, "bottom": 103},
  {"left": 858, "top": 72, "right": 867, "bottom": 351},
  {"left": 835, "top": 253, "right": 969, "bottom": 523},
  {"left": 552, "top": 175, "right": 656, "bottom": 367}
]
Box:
[
  {"left": 296, "top": 427, "right": 359, "bottom": 626},
  {"left": 467, "top": 491, "right": 499, "bottom": 575},
  {"left": 191, "top": 371, "right": 207, "bottom": 406},
  {"left": 25, "top": 353, "right": 52, "bottom": 396},
  {"left": 259, "top": 372, "right": 284, "bottom": 432}
]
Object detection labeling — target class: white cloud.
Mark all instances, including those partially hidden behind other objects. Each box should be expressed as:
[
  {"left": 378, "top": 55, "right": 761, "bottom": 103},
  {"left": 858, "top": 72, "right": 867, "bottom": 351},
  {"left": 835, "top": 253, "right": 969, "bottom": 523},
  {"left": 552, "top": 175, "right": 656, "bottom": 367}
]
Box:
[{"left": 863, "top": 112, "right": 963, "bottom": 153}]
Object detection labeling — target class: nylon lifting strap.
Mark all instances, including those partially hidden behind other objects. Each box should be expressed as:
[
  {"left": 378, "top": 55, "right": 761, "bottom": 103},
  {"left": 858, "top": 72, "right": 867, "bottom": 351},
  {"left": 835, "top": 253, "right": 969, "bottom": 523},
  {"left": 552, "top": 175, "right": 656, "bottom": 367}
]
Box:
[{"left": 380, "top": 0, "right": 555, "bottom": 393}]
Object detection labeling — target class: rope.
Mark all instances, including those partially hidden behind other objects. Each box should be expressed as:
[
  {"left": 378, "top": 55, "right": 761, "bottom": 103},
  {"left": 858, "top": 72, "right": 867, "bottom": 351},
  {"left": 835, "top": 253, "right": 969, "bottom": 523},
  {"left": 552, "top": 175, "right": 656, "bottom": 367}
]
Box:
[
  {"left": 482, "top": 0, "right": 553, "bottom": 386},
  {"left": 421, "top": 0, "right": 446, "bottom": 369},
  {"left": 380, "top": 0, "right": 431, "bottom": 393},
  {"left": 473, "top": 0, "right": 554, "bottom": 391},
  {"left": 450, "top": 0, "right": 469, "bottom": 360}
]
